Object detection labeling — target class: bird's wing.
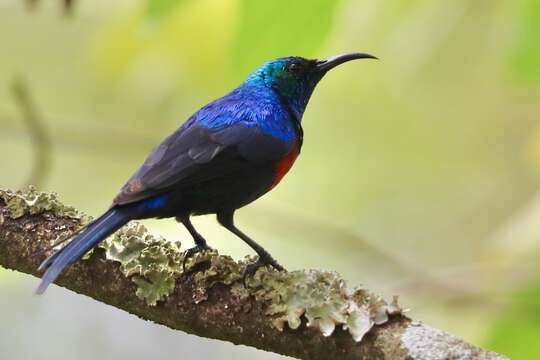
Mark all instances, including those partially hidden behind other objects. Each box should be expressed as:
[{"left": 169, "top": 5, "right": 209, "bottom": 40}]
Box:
[{"left": 113, "top": 115, "right": 295, "bottom": 206}]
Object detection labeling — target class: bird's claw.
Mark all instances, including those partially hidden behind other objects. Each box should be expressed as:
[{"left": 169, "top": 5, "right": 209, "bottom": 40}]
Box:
[
  {"left": 242, "top": 256, "right": 285, "bottom": 288},
  {"left": 182, "top": 244, "right": 213, "bottom": 271}
]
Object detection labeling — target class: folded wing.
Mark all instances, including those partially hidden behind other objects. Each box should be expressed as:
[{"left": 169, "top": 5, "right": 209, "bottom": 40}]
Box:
[{"left": 113, "top": 113, "right": 294, "bottom": 206}]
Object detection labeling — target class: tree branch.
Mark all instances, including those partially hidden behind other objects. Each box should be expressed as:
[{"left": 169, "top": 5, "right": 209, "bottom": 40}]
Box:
[{"left": 0, "top": 188, "right": 507, "bottom": 360}]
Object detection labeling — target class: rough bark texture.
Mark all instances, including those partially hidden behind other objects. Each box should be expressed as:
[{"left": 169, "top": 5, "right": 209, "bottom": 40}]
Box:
[{"left": 0, "top": 197, "right": 507, "bottom": 360}]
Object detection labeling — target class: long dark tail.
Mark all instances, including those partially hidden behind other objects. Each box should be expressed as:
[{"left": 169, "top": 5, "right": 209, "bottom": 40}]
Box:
[{"left": 36, "top": 207, "right": 134, "bottom": 294}]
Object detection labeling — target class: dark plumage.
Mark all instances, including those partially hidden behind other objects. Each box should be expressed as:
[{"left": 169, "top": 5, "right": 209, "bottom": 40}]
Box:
[{"left": 37, "top": 52, "right": 376, "bottom": 294}]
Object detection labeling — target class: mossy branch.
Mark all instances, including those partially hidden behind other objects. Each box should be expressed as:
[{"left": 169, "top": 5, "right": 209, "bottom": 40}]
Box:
[{"left": 0, "top": 188, "right": 506, "bottom": 360}]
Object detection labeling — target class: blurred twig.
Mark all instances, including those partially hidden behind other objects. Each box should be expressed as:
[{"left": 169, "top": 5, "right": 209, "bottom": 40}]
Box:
[
  {"left": 24, "top": 0, "right": 38, "bottom": 9},
  {"left": 63, "top": 0, "right": 74, "bottom": 13},
  {"left": 25, "top": 0, "right": 75, "bottom": 15},
  {"left": 10, "top": 78, "right": 52, "bottom": 188},
  {"left": 251, "top": 204, "right": 480, "bottom": 298}
]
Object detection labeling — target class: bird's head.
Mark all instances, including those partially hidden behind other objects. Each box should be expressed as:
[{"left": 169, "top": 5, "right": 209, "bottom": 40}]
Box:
[{"left": 245, "top": 52, "right": 377, "bottom": 118}]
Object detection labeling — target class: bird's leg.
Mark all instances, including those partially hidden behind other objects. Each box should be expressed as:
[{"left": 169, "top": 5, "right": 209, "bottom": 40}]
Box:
[
  {"left": 217, "top": 211, "right": 285, "bottom": 286},
  {"left": 177, "top": 216, "right": 212, "bottom": 271}
]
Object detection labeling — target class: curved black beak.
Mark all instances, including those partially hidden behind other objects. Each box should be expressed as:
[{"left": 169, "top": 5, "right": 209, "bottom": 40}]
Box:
[{"left": 316, "top": 52, "right": 378, "bottom": 72}]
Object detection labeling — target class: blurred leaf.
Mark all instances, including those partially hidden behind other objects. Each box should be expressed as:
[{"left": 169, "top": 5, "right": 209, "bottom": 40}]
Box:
[
  {"left": 510, "top": 0, "right": 540, "bottom": 84},
  {"left": 232, "top": 0, "right": 342, "bottom": 79},
  {"left": 90, "top": 9, "right": 148, "bottom": 79},
  {"left": 93, "top": 0, "right": 342, "bottom": 89},
  {"left": 146, "top": 0, "right": 186, "bottom": 21},
  {"left": 91, "top": 0, "right": 237, "bottom": 91},
  {"left": 484, "top": 279, "right": 540, "bottom": 359}
]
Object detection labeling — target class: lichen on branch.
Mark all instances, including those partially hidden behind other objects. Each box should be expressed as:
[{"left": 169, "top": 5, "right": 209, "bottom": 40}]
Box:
[
  {"left": 0, "top": 186, "right": 83, "bottom": 220},
  {"left": 100, "top": 217, "right": 404, "bottom": 341},
  {"left": 0, "top": 187, "right": 507, "bottom": 360}
]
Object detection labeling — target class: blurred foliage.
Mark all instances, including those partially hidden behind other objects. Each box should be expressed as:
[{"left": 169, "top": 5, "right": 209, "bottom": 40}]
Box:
[
  {"left": 231, "top": 0, "right": 341, "bottom": 78},
  {"left": 485, "top": 278, "right": 540, "bottom": 359},
  {"left": 146, "top": 0, "right": 186, "bottom": 21},
  {"left": 510, "top": 0, "right": 540, "bottom": 84},
  {"left": 91, "top": 0, "right": 238, "bottom": 92},
  {"left": 91, "top": 0, "right": 341, "bottom": 92}
]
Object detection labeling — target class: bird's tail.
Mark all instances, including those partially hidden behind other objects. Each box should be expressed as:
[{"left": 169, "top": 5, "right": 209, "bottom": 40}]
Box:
[{"left": 36, "top": 207, "right": 134, "bottom": 294}]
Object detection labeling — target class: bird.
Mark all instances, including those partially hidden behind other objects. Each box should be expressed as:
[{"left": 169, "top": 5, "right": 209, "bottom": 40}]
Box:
[{"left": 36, "top": 52, "right": 377, "bottom": 294}]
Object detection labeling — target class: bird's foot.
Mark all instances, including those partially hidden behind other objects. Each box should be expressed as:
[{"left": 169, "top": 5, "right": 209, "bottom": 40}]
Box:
[
  {"left": 182, "top": 244, "right": 213, "bottom": 271},
  {"left": 243, "top": 256, "right": 285, "bottom": 288}
]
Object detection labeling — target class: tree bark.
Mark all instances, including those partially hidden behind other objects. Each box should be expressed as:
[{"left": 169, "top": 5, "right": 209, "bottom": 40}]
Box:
[{"left": 0, "top": 191, "right": 507, "bottom": 360}]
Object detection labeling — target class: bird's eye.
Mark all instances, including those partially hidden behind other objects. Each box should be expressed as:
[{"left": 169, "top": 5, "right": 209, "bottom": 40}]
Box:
[{"left": 286, "top": 63, "right": 300, "bottom": 72}]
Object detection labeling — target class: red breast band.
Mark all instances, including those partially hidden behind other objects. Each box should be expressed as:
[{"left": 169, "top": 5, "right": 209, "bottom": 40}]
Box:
[{"left": 270, "top": 144, "right": 299, "bottom": 189}]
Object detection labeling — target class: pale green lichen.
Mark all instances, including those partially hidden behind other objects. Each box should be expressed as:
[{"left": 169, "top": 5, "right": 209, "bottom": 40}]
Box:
[
  {"left": 0, "top": 186, "right": 86, "bottom": 220},
  {"left": 188, "top": 251, "right": 252, "bottom": 303},
  {"left": 132, "top": 272, "right": 177, "bottom": 307},
  {"left": 250, "top": 270, "right": 404, "bottom": 342},
  {"left": 99, "top": 222, "right": 183, "bottom": 306},
  {"left": 0, "top": 187, "right": 91, "bottom": 250},
  {"left": 179, "top": 255, "right": 404, "bottom": 341},
  {"left": 93, "top": 223, "right": 405, "bottom": 340}
]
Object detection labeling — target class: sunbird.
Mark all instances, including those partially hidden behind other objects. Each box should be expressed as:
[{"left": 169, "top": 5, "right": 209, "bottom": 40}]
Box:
[{"left": 37, "top": 52, "right": 377, "bottom": 293}]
